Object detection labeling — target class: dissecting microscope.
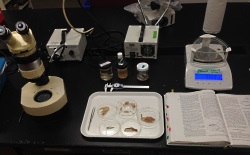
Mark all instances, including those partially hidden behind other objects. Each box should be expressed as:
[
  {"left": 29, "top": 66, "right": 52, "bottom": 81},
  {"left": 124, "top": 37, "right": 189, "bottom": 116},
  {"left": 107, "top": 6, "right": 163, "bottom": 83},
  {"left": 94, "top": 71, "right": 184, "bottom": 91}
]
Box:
[{"left": 0, "top": 21, "right": 67, "bottom": 116}]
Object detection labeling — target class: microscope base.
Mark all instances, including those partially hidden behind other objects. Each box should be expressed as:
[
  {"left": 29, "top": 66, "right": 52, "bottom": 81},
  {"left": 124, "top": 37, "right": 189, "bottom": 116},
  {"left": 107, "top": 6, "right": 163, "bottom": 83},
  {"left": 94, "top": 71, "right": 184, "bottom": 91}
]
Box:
[{"left": 21, "top": 76, "right": 68, "bottom": 116}]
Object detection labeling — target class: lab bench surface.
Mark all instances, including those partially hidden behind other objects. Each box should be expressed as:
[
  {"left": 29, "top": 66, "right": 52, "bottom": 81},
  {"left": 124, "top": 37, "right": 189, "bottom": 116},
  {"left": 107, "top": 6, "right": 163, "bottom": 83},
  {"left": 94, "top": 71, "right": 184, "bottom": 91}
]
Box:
[{"left": 0, "top": 3, "right": 250, "bottom": 155}]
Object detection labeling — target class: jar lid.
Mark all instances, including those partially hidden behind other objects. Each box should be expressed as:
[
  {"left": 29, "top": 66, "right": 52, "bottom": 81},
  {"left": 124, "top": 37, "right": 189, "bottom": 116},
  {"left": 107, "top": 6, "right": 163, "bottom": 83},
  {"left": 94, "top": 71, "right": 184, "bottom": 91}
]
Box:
[
  {"left": 117, "top": 61, "right": 128, "bottom": 69},
  {"left": 99, "top": 61, "right": 112, "bottom": 69},
  {"left": 137, "top": 62, "right": 149, "bottom": 71}
]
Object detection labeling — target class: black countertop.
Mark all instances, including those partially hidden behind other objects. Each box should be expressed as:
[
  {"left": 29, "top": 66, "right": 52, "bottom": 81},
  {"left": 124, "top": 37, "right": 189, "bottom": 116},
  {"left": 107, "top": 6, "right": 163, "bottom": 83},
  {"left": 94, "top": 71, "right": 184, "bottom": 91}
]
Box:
[{"left": 0, "top": 3, "right": 250, "bottom": 154}]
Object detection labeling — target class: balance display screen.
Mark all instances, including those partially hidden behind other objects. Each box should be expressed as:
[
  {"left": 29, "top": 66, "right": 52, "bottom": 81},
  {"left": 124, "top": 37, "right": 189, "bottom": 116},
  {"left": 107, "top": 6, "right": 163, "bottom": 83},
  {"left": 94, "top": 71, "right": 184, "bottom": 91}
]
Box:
[{"left": 195, "top": 74, "right": 223, "bottom": 80}]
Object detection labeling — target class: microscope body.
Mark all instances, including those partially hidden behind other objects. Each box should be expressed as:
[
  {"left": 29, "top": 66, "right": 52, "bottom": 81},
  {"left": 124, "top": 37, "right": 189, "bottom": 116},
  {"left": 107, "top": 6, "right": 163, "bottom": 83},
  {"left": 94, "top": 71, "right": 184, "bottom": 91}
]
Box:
[
  {"left": 5, "top": 28, "right": 36, "bottom": 54},
  {"left": 1, "top": 22, "right": 48, "bottom": 85}
]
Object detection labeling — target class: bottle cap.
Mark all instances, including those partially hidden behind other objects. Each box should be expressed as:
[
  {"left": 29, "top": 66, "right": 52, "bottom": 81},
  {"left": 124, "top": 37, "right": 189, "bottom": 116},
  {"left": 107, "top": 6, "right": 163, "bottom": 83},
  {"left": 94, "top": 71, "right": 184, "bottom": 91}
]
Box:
[
  {"left": 117, "top": 61, "right": 127, "bottom": 69},
  {"left": 137, "top": 62, "right": 149, "bottom": 71},
  {"left": 99, "top": 61, "right": 112, "bottom": 69},
  {"left": 117, "top": 52, "right": 123, "bottom": 59}
]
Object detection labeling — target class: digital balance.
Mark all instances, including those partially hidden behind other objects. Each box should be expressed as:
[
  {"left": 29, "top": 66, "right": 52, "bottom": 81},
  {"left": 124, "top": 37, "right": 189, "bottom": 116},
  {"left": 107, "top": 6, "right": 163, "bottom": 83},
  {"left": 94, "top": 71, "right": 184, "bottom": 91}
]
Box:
[{"left": 185, "top": 34, "right": 232, "bottom": 90}]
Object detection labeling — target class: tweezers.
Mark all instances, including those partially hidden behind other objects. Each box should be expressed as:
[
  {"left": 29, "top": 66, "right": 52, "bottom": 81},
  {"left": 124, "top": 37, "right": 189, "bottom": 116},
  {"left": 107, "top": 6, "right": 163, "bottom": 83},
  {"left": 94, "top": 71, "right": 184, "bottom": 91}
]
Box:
[{"left": 88, "top": 107, "right": 95, "bottom": 131}]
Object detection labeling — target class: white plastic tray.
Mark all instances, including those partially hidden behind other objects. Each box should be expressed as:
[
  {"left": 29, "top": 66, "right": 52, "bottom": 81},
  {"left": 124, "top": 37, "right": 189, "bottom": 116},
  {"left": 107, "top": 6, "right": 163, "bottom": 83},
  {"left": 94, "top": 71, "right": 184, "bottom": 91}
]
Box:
[{"left": 80, "top": 92, "right": 164, "bottom": 139}]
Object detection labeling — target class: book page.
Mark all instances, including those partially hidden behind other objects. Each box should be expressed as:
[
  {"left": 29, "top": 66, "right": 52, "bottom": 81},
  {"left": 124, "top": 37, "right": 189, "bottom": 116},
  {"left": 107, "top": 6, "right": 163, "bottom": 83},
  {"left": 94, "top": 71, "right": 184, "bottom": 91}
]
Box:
[
  {"left": 217, "top": 94, "right": 250, "bottom": 147},
  {"left": 166, "top": 90, "right": 229, "bottom": 145}
]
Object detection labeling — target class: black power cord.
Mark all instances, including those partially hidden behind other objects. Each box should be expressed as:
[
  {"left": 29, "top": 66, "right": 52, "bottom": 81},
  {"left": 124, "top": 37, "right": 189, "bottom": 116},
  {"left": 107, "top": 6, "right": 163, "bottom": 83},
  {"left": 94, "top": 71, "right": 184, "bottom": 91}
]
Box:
[
  {"left": 77, "top": 0, "right": 111, "bottom": 38},
  {"left": 76, "top": 0, "right": 125, "bottom": 58}
]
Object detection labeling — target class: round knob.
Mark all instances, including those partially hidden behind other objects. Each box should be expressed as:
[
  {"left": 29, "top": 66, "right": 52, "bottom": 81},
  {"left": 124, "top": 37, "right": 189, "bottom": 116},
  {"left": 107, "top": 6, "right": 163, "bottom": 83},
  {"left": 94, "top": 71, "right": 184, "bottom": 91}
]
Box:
[{"left": 69, "top": 50, "right": 74, "bottom": 56}]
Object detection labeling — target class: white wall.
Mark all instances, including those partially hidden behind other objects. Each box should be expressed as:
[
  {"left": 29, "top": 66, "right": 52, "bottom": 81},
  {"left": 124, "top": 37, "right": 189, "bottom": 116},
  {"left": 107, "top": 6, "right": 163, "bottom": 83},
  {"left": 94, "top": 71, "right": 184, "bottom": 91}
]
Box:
[{"left": 180, "top": 0, "right": 250, "bottom": 3}]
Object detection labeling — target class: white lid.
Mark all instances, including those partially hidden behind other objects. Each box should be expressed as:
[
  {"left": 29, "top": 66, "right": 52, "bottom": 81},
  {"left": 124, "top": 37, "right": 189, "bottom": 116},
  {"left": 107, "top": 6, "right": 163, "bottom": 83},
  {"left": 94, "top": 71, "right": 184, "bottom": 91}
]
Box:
[
  {"left": 137, "top": 62, "right": 149, "bottom": 71},
  {"left": 117, "top": 52, "right": 123, "bottom": 59}
]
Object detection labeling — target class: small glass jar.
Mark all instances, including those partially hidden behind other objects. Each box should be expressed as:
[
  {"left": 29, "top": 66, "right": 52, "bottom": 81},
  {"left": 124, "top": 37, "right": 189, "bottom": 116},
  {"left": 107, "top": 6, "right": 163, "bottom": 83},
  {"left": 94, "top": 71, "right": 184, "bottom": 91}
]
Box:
[
  {"left": 99, "top": 61, "right": 113, "bottom": 81},
  {"left": 117, "top": 52, "right": 128, "bottom": 79},
  {"left": 117, "top": 61, "right": 128, "bottom": 79},
  {"left": 137, "top": 62, "right": 149, "bottom": 81}
]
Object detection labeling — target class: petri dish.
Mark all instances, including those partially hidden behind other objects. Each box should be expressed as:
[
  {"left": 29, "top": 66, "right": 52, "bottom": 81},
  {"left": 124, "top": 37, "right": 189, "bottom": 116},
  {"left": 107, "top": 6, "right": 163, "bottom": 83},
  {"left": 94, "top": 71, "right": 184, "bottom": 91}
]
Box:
[
  {"left": 97, "top": 104, "right": 116, "bottom": 119},
  {"left": 99, "top": 120, "right": 120, "bottom": 136},
  {"left": 121, "top": 120, "right": 141, "bottom": 137},
  {"left": 137, "top": 108, "right": 159, "bottom": 128},
  {"left": 118, "top": 98, "right": 137, "bottom": 118}
]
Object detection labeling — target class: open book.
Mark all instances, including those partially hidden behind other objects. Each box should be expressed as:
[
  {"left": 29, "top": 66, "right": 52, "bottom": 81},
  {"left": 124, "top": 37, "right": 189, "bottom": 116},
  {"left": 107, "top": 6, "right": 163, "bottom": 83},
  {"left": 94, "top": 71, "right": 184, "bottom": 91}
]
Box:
[{"left": 164, "top": 90, "right": 250, "bottom": 147}]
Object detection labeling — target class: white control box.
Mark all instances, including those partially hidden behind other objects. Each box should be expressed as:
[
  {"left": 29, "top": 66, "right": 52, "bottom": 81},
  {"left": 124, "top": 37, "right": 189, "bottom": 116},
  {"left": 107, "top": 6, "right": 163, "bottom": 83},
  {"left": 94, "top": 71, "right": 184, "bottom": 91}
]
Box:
[
  {"left": 124, "top": 25, "right": 159, "bottom": 59},
  {"left": 46, "top": 28, "right": 87, "bottom": 61}
]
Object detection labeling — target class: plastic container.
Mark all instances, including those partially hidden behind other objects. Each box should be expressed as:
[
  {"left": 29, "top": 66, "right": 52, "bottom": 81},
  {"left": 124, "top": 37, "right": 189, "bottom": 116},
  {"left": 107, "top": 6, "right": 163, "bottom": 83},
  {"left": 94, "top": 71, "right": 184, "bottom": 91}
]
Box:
[
  {"left": 137, "top": 108, "right": 159, "bottom": 128},
  {"left": 121, "top": 120, "right": 141, "bottom": 137},
  {"left": 99, "top": 120, "right": 120, "bottom": 136},
  {"left": 137, "top": 62, "right": 149, "bottom": 81},
  {"left": 118, "top": 98, "right": 137, "bottom": 118}
]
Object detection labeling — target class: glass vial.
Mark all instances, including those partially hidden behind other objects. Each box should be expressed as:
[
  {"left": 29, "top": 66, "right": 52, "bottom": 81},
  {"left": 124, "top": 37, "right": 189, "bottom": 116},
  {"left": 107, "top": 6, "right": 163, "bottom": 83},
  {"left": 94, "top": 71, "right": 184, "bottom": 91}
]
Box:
[
  {"left": 137, "top": 62, "right": 149, "bottom": 81},
  {"left": 99, "top": 61, "right": 113, "bottom": 81},
  {"left": 116, "top": 52, "right": 128, "bottom": 79}
]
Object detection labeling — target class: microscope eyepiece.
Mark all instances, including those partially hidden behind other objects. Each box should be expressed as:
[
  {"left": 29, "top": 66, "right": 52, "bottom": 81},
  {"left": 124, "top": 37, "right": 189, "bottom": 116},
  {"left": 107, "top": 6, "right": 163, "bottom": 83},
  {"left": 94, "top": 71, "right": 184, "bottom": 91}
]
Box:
[
  {"left": 0, "top": 25, "right": 11, "bottom": 40},
  {"left": 0, "top": 25, "right": 6, "bottom": 35},
  {"left": 0, "top": 27, "right": 4, "bottom": 33},
  {"left": 15, "top": 21, "right": 29, "bottom": 35}
]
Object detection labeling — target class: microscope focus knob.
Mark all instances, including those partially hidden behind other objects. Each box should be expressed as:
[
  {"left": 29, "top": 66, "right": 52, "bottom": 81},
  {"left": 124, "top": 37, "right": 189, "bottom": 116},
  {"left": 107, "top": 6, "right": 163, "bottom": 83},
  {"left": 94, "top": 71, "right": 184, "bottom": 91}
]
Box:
[{"left": 69, "top": 50, "right": 74, "bottom": 56}]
